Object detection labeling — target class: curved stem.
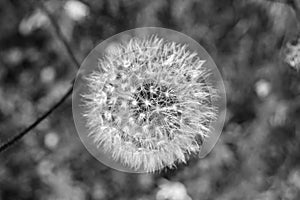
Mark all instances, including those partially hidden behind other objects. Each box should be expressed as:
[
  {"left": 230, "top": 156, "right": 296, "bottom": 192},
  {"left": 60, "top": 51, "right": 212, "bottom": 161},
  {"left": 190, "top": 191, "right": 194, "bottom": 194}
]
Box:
[
  {"left": 0, "top": 1, "right": 81, "bottom": 153},
  {"left": 0, "top": 83, "right": 73, "bottom": 153}
]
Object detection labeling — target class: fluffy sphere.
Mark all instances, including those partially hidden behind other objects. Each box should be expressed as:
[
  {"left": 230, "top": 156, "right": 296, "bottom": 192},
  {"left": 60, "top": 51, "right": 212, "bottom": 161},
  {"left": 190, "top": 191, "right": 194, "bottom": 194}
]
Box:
[{"left": 81, "top": 35, "right": 218, "bottom": 172}]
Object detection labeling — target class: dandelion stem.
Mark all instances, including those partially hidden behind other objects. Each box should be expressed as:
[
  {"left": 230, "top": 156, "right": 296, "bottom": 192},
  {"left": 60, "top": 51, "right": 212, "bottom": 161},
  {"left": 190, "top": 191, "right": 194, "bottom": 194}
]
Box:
[
  {"left": 0, "top": 0, "right": 81, "bottom": 153},
  {"left": 0, "top": 84, "right": 73, "bottom": 153}
]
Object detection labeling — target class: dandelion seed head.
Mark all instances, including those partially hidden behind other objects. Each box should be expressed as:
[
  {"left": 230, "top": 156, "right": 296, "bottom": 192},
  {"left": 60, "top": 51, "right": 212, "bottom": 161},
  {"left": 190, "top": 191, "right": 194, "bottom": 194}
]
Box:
[{"left": 73, "top": 28, "right": 226, "bottom": 173}]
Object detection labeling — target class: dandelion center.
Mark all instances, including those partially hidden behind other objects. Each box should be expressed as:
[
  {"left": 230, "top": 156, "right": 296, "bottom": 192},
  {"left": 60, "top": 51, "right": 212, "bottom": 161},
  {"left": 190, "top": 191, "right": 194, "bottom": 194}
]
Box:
[{"left": 132, "top": 81, "right": 180, "bottom": 124}]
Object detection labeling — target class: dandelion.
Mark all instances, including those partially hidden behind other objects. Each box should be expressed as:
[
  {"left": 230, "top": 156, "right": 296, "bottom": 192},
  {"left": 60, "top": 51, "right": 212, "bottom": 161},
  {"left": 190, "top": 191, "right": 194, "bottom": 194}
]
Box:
[{"left": 72, "top": 28, "right": 226, "bottom": 173}]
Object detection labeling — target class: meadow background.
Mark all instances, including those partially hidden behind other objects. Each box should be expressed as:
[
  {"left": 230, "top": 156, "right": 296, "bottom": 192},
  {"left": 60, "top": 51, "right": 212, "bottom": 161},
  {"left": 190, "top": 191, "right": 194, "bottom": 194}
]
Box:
[{"left": 1, "top": 0, "right": 300, "bottom": 199}]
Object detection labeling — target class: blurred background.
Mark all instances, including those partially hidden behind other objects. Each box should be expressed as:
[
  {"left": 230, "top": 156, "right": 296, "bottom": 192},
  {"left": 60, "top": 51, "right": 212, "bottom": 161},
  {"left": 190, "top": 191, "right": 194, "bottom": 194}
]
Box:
[{"left": 1, "top": 0, "right": 300, "bottom": 199}]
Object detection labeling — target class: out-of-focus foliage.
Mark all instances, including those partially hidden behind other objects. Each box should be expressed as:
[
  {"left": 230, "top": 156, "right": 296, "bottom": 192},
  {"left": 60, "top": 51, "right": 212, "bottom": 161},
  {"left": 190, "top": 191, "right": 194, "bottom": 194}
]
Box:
[{"left": 1, "top": 0, "right": 300, "bottom": 199}]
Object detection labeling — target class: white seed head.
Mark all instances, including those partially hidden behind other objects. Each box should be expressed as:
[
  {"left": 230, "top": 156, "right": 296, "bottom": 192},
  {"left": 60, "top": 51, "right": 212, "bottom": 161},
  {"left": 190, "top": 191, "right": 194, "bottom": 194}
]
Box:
[{"left": 82, "top": 35, "right": 218, "bottom": 172}]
